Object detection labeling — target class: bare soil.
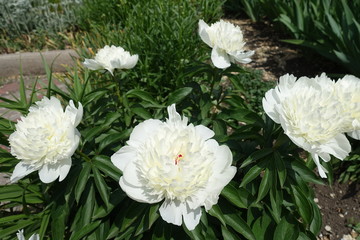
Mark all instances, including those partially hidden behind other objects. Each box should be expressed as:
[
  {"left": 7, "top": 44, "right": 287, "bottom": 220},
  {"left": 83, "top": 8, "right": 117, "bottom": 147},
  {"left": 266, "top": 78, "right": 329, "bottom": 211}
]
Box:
[{"left": 229, "top": 18, "right": 359, "bottom": 239}]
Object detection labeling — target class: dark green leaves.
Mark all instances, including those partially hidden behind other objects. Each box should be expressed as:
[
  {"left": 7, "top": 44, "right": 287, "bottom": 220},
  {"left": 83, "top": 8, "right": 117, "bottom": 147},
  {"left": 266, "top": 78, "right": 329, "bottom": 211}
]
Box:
[{"left": 167, "top": 87, "right": 193, "bottom": 105}]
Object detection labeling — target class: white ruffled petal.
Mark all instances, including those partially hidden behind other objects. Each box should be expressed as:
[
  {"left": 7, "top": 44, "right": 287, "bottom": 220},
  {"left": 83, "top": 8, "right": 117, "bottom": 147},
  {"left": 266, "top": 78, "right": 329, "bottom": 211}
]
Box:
[
  {"left": 198, "top": 19, "right": 212, "bottom": 47},
  {"left": 10, "top": 162, "right": 38, "bottom": 183},
  {"left": 29, "top": 233, "right": 40, "bottom": 240},
  {"left": 122, "top": 54, "right": 139, "bottom": 69},
  {"left": 182, "top": 204, "right": 202, "bottom": 231},
  {"left": 128, "top": 119, "right": 163, "bottom": 147},
  {"left": 120, "top": 177, "right": 162, "bottom": 203},
  {"left": 211, "top": 46, "right": 231, "bottom": 69},
  {"left": 38, "top": 163, "right": 61, "bottom": 183},
  {"left": 159, "top": 199, "right": 185, "bottom": 226},
  {"left": 58, "top": 158, "right": 72, "bottom": 182},
  {"left": 195, "top": 125, "right": 215, "bottom": 141},
  {"left": 83, "top": 59, "right": 103, "bottom": 70},
  {"left": 111, "top": 145, "right": 136, "bottom": 171},
  {"left": 312, "top": 154, "right": 328, "bottom": 178}
]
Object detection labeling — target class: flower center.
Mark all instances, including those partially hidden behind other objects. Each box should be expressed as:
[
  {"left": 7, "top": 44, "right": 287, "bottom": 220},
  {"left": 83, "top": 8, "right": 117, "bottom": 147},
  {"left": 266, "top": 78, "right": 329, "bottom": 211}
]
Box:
[{"left": 174, "top": 154, "right": 183, "bottom": 165}]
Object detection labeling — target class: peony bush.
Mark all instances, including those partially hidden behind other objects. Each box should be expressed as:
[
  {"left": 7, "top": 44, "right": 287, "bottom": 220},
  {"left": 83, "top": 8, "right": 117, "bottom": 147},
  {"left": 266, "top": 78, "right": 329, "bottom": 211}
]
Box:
[{"left": 0, "top": 18, "right": 359, "bottom": 240}]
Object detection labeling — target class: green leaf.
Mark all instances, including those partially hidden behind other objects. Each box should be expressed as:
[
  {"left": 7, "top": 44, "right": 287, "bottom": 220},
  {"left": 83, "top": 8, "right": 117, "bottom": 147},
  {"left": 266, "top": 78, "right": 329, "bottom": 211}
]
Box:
[
  {"left": 309, "top": 201, "right": 322, "bottom": 235},
  {"left": 256, "top": 168, "right": 272, "bottom": 202},
  {"left": 152, "top": 221, "right": 173, "bottom": 240},
  {"left": 221, "top": 183, "right": 247, "bottom": 209},
  {"left": 0, "top": 219, "right": 34, "bottom": 239},
  {"left": 75, "top": 162, "right": 92, "bottom": 203},
  {"left": 240, "top": 148, "right": 273, "bottom": 168},
  {"left": 221, "top": 225, "right": 238, "bottom": 240},
  {"left": 0, "top": 214, "right": 27, "bottom": 224},
  {"left": 274, "top": 151, "right": 287, "bottom": 187},
  {"left": 39, "top": 211, "right": 51, "bottom": 240},
  {"left": 0, "top": 185, "right": 23, "bottom": 201},
  {"left": 83, "top": 125, "right": 109, "bottom": 143},
  {"left": 93, "top": 188, "right": 126, "bottom": 219},
  {"left": 92, "top": 155, "right": 122, "bottom": 181},
  {"left": 240, "top": 160, "right": 268, "bottom": 187},
  {"left": 288, "top": 159, "right": 324, "bottom": 185},
  {"left": 70, "top": 220, "right": 101, "bottom": 240},
  {"left": 126, "top": 89, "right": 163, "bottom": 107},
  {"left": 98, "top": 128, "right": 132, "bottom": 153},
  {"left": 208, "top": 204, "right": 227, "bottom": 226},
  {"left": 223, "top": 212, "right": 255, "bottom": 240},
  {"left": 273, "top": 215, "right": 299, "bottom": 240},
  {"left": 92, "top": 166, "right": 110, "bottom": 208},
  {"left": 130, "top": 106, "right": 152, "bottom": 119},
  {"left": 135, "top": 204, "right": 160, "bottom": 236},
  {"left": 269, "top": 185, "right": 282, "bottom": 224},
  {"left": 167, "top": 87, "right": 193, "bottom": 105},
  {"left": 291, "top": 186, "right": 313, "bottom": 225},
  {"left": 212, "top": 119, "right": 227, "bottom": 136}
]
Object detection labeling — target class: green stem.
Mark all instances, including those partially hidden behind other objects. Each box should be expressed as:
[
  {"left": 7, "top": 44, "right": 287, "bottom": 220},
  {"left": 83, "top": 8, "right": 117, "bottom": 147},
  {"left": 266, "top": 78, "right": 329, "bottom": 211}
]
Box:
[
  {"left": 114, "top": 73, "right": 123, "bottom": 106},
  {"left": 76, "top": 149, "right": 91, "bottom": 162}
]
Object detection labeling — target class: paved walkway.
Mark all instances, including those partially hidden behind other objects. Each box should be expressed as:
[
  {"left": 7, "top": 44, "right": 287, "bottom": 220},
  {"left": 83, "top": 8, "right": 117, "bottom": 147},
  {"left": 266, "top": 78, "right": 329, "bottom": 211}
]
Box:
[{"left": 0, "top": 49, "right": 78, "bottom": 79}]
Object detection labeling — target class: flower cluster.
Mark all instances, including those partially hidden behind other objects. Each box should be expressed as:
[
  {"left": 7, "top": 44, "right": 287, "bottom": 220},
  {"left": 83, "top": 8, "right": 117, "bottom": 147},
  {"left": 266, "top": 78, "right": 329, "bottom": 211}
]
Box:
[
  {"left": 263, "top": 73, "right": 360, "bottom": 177},
  {"left": 198, "top": 19, "right": 254, "bottom": 69},
  {"left": 111, "top": 104, "right": 236, "bottom": 230},
  {"left": 9, "top": 96, "right": 83, "bottom": 183}
]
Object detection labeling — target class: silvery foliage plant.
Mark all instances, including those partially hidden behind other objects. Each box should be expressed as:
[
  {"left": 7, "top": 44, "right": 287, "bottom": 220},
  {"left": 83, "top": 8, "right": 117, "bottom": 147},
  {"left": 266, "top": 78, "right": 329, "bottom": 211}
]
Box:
[{"left": 0, "top": 0, "right": 81, "bottom": 36}]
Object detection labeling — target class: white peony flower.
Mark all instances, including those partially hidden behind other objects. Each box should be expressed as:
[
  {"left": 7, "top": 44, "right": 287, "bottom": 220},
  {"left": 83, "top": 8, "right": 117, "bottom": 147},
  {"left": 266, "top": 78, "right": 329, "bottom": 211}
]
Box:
[
  {"left": 111, "top": 104, "right": 236, "bottom": 230},
  {"left": 262, "top": 73, "right": 351, "bottom": 178},
  {"left": 335, "top": 74, "right": 360, "bottom": 139},
  {"left": 9, "top": 96, "right": 83, "bottom": 183},
  {"left": 83, "top": 45, "right": 139, "bottom": 75},
  {"left": 17, "top": 229, "right": 39, "bottom": 240},
  {"left": 198, "top": 19, "right": 254, "bottom": 69}
]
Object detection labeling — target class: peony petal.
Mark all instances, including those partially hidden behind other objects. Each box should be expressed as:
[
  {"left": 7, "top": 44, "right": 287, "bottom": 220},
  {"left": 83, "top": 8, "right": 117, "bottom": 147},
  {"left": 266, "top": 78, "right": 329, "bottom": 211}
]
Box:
[
  {"left": 182, "top": 204, "right": 202, "bottom": 230},
  {"left": 229, "top": 50, "right": 255, "bottom": 64},
  {"left": 195, "top": 125, "right": 214, "bottom": 141},
  {"left": 111, "top": 145, "right": 136, "bottom": 171},
  {"left": 213, "top": 144, "right": 233, "bottom": 171},
  {"left": 120, "top": 177, "right": 162, "bottom": 203},
  {"left": 29, "top": 233, "right": 40, "bottom": 240},
  {"left": 10, "top": 162, "right": 38, "bottom": 183},
  {"left": 128, "top": 119, "right": 163, "bottom": 147},
  {"left": 320, "top": 134, "right": 351, "bottom": 160},
  {"left": 167, "top": 104, "right": 182, "bottom": 123},
  {"left": 203, "top": 166, "right": 236, "bottom": 211},
  {"left": 38, "top": 164, "right": 61, "bottom": 183},
  {"left": 348, "top": 130, "right": 360, "bottom": 140},
  {"left": 211, "top": 46, "right": 231, "bottom": 69},
  {"left": 262, "top": 89, "right": 281, "bottom": 123},
  {"left": 159, "top": 199, "right": 185, "bottom": 226},
  {"left": 312, "top": 154, "right": 328, "bottom": 178},
  {"left": 122, "top": 54, "right": 139, "bottom": 69},
  {"left": 66, "top": 100, "right": 83, "bottom": 127},
  {"left": 58, "top": 158, "right": 72, "bottom": 182},
  {"left": 104, "top": 67, "right": 115, "bottom": 76},
  {"left": 122, "top": 159, "right": 142, "bottom": 187},
  {"left": 198, "top": 20, "right": 212, "bottom": 47},
  {"left": 83, "top": 59, "right": 103, "bottom": 70},
  {"left": 17, "top": 230, "right": 25, "bottom": 240}
]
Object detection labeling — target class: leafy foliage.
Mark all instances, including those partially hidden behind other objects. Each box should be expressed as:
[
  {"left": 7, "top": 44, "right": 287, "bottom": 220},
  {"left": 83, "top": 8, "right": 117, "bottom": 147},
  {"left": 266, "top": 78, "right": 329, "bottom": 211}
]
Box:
[
  {"left": 227, "top": 0, "right": 360, "bottom": 76},
  {"left": 0, "top": 0, "right": 346, "bottom": 239}
]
